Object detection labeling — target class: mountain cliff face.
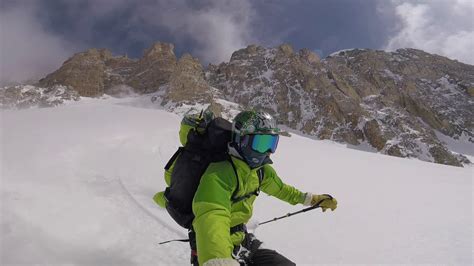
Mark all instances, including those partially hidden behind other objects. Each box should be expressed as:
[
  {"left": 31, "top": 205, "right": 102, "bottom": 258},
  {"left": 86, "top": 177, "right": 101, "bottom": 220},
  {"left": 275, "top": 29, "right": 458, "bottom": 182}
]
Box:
[
  {"left": 2, "top": 42, "right": 473, "bottom": 166},
  {"left": 207, "top": 45, "right": 473, "bottom": 166}
]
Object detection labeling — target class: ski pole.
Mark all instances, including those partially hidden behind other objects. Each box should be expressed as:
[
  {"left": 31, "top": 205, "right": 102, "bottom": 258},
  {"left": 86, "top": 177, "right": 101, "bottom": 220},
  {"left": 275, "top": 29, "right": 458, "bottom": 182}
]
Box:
[
  {"left": 158, "top": 238, "right": 190, "bottom": 245},
  {"left": 159, "top": 197, "right": 332, "bottom": 244},
  {"left": 258, "top": 198, "right": 327, "bottom": 225}
]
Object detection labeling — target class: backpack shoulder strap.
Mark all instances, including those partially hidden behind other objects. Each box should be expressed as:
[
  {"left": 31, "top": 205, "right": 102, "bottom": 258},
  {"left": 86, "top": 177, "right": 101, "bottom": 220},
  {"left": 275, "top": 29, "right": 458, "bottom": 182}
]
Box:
[
  {"left": 257, "top": 167, "right": 264, "bottom": 185},
  {"left": 254, "top": 167, "right": 264, "bottom": 194},
  {"left": 164, "top": 147, "right": 184, "bottom": 170},
  {"left": 229, "top": 160, "right": 265, "bottom": 203},
  {"left": 227, "top": 156, "right": 240, "bottom": 200}
]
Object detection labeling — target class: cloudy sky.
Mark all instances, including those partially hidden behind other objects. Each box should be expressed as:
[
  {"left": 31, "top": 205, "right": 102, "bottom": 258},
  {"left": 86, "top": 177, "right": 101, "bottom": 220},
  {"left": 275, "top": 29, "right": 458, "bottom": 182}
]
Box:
[{"left": 0, "top": 0, "right": 473, "bottom": 84}]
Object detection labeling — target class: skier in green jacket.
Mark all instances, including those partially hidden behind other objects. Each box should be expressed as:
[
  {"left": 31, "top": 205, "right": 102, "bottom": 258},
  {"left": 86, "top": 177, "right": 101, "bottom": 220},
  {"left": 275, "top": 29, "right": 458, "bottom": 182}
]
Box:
[{"left": 156, "top": 110, "right": 338, "bottom": 265}]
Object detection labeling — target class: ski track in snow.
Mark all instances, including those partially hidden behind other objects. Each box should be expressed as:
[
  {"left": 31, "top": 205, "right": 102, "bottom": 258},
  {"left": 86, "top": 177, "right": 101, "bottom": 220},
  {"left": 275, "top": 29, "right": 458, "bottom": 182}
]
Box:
[
  {"left": 111, "top": 134, "right": 185, "bottom": 239},
  {"left": 117, "top": 177, "right": 185, "bottom": 238}
]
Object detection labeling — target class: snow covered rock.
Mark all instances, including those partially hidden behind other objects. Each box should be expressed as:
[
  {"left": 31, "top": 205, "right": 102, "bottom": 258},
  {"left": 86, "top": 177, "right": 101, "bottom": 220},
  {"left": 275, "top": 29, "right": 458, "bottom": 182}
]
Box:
[
  {"left": 0, "top": 85, "right": 80, "bottom": 109},
  {"left": 207, "top": 45, "right": 473, "bottom": 166}
]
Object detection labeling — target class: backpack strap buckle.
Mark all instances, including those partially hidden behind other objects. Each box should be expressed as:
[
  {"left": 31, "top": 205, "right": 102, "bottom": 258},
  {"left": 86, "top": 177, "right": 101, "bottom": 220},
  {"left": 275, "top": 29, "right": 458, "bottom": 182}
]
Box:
[{"left": 230, "top": 223, "right": 247, "bottom": 234}]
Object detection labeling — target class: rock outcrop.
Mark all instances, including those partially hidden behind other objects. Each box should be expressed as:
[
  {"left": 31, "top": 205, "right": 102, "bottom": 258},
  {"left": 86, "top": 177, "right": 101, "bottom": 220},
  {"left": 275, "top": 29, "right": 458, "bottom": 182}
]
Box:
[
  {"left": 164, "top": 54, "right": 212, "bottom": 104},
  {"left": 207, "top": 46, "right": 473, "bottom": 166},
  {"left": 39, "top": 48, "right": 115, "bottom": 96},
  {"left": 39, "top": 42, "right": 177, "bottom": 96},
  {"left": 127, "top": 42, "right": 177, "bottom": 93}
]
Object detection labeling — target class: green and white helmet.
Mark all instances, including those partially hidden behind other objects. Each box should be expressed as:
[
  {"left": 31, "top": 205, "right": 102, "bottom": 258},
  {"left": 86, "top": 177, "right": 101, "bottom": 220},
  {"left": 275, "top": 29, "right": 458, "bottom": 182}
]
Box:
[
  {"left": 231, "top": 110, "right": 281, "bottom": 168},
  {"left": 232, "top": 110, "right": 280, "bottom": 139}
]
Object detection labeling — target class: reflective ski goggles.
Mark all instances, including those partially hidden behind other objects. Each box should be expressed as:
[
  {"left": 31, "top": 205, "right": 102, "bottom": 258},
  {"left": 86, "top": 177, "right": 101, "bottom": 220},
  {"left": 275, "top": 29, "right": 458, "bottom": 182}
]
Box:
[{"left": 242, "top": 134, "right": 279, "bottom": 154}]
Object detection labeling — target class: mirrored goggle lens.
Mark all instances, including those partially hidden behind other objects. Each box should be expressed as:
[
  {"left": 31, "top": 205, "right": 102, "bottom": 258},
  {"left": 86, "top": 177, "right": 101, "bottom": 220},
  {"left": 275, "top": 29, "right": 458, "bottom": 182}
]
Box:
[{"left": 251, "top": 134, "right": 279, "bottom": 153}]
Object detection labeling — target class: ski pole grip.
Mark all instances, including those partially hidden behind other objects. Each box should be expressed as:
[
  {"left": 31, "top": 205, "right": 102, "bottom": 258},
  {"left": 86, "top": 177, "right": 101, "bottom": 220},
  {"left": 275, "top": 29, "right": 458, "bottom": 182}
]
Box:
[{"left": 311, "top": 199, "right": 325, "bottom": 208}]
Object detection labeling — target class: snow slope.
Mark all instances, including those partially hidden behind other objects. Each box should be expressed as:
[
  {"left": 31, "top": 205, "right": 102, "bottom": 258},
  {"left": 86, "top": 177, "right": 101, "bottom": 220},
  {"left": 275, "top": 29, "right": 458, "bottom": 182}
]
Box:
[{"left": 1, "top": 97, "right": 472, "bottom": 265}]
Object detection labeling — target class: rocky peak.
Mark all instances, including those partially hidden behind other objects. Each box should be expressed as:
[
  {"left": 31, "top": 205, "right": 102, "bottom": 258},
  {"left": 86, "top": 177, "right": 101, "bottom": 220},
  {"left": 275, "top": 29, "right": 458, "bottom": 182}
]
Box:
[
  {"left": 37, "top": 42, "right": 179, "bottom": 96},
  {"left": 38, "top": 48, "right": 115, "bottom": 96},
  {"left": 229, "top": 44, "right": 265, "bottom": 62},
  {"left": 63, "top": 48, "right": 113, "bottom": 64},
  {"left": 278, "top": 43, "right": 294, "bottom": 56},
  {"left": 126, "top": 42, "right": 177, "bottom": 93},
  {"left": 143, "top": 42, "right": 176, "bottom": 60},
  {"left": 164, "top": 53, "right": 212, "bottom": 105},
  {"left": 299, "top": 48, "right": 320, "bottom": 65},
  {"left": 93, "top": 48, "right": 113, "bottom": 60},
  {"left": 176, "top": 53, "right": 203, "bottom": 73}
]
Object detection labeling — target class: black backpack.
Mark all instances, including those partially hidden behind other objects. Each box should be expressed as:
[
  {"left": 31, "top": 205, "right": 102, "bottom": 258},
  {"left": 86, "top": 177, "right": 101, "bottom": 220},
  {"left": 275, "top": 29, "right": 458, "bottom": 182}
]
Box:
[{"left": 163, "top": 117, "right": 263, "bottom": 229}]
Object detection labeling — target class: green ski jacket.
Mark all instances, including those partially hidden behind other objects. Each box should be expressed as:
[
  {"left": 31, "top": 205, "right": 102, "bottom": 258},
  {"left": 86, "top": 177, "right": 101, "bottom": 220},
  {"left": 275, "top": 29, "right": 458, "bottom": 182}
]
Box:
[{"left": 192, "top": 156, "right": 306, "bottom": 265}]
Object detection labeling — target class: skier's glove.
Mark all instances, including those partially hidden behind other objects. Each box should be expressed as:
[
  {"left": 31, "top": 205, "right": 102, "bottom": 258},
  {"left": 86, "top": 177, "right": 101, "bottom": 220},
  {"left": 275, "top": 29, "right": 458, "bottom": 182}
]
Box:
[
  {"left": 153, "top": 191, "right": 167, "bottom": 208},
  {"left": 203, "top": 258, "right": 240, "bottom": 266},
  {"left": 303, "top": 193, "right": 337, "bottom": 212}
]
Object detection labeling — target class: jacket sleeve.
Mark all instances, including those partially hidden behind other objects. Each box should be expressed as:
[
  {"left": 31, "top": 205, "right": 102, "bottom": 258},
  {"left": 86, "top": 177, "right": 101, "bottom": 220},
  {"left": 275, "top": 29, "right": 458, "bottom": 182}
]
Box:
[
  {"left": 192, "top": 163, "right": 236, "bottom": 265},
  {"left": 260, "top": 164, "right": 306, "bottom": 205}
]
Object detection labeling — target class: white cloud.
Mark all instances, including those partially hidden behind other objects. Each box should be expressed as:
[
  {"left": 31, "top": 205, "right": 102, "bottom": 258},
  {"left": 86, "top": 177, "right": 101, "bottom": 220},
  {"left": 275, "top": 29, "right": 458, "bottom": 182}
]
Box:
[
  {"left": 134, "top": 0, "right": 257, "bottom": 64},
  {"left": 182, "top": 2, "right": 256, "bottom": 63},
  {"left": 0, "top": 0, "right": 258, "bottom": 84},
  {"left": 0, "top": 5, "right": 80, "bottom": 85},
  {"left": 384, "top": 0, "right": 474, "bottom": 65}
]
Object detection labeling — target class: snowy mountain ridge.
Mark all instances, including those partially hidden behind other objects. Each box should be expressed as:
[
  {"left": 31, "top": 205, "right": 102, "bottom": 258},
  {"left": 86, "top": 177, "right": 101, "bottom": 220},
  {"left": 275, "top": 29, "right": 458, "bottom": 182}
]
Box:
[{"left": 1, "top": 42, "right": 473, "bottom": 166}]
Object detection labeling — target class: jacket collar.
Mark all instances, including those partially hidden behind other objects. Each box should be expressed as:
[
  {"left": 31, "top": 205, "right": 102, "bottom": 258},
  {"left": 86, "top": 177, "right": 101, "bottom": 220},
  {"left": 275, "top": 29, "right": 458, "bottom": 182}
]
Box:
[{"left": 229, "top": 153, "right": 273, "bottom": 176}]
